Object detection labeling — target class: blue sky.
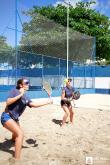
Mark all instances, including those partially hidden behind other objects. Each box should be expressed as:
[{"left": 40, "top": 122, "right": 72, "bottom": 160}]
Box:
[{"left": 0, "top": 0, "right": 110, "bottom": 46}]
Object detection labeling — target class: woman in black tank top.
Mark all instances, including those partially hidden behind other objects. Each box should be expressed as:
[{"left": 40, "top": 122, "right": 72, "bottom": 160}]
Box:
[{"left": 60, "top": 78, "right": 74, "bottom": 127}]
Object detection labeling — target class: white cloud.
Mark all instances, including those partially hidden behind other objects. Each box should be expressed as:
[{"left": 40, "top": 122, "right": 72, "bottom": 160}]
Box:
[
  {"left": 53, "top": 1, "right": 62, "bottom": 7},
  {"left": 89, "top": 0, "right": 99, "bottom": 9},
  {"left": 54, "top": 0, "right": 81, "bottom": 7},
  {"left": 54, "top": 0, "right": 110, "bottom": 18},
  {"left": 65, "top": 0, "right": 81, "bottom": 7},
  {"left": 54, "top": 0, "right": 100, "bottom": 8}
]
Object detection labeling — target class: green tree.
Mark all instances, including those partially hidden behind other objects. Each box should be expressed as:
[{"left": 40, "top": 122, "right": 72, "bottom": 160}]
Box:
[
  {"left": 0, "top": 36, "right": 13, "bottom": 65},
  {"left": 20, "top": 1, "right": 110, "bottom": 64}
]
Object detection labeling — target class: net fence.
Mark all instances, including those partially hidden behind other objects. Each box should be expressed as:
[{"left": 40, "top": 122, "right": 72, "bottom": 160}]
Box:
[{"left": 0, "top": 1, "right": 95, "bottom": 91}]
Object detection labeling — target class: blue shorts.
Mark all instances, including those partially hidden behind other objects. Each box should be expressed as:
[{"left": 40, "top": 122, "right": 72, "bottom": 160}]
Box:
[
  {"left": 1, "top": 112, "right": 12, "bottom": 126},
  {"left": 1, "top": 112, "right": 18, "bottom": 126}
]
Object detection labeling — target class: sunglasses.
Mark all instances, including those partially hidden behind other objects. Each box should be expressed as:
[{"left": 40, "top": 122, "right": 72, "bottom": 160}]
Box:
[
  {"left": 68, "top": 80, "right": 72, "bottom": 82},
  {"left": 23, "top": 80, "right": 30, "bottom": 85}
]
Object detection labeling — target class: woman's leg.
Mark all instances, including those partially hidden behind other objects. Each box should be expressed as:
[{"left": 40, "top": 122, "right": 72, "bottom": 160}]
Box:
[
  {"left": 4, "top": 119, "right": 24, "bottom": 159},
  {"left": 61, "top": 106, "right": 70, "bottom": 126},
  {"left": 12, "top": 121, "right": 20, "bottom": 142},
  {"left": 69, "top": 106, "right": 74, "bottom": 123}
]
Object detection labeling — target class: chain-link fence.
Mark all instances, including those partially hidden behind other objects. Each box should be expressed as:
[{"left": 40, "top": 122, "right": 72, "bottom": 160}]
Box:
[{"left": 0, "top": 0, "right": 95, "bottom": 91}]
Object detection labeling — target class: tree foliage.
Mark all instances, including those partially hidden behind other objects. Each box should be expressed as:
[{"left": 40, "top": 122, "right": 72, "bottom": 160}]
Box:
[
  {"left": 0, "top": 36, "right": 13, "bottom": 64},
  {"left": 21, "top": 1, "right": 110, "bottom": 63}
]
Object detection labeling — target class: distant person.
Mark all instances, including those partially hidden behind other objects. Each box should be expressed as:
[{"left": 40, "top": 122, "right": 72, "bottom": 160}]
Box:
[
  {"left": 60, "top": 78, "right": 74, "bottom": 126},
  {"left": 0, "top": 78, "right": 53, "bottom": 159}
]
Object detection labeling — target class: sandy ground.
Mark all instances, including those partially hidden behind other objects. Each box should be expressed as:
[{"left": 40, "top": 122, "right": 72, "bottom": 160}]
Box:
[{"left": 0, "top": 94, "right": 110, "bottom": 165}]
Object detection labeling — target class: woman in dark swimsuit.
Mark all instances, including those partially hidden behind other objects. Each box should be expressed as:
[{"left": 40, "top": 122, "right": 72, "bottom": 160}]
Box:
[
  {"left": 1, "top": 78, "right": 53, "bottom": 159},
  {"left": 60, "top": 78, "right": 74, "bottom": 126}
]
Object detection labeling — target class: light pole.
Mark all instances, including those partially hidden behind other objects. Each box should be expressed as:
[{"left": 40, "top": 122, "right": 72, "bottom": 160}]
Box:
[
  {"left": 64, "top": 0, "right": 70, "bottom": 78},
  {"left": 67, "top": 1, "right": 69, "bottom": 78},
  {"left": 15, "top": 0, "right": 18, "bottom": 82}
]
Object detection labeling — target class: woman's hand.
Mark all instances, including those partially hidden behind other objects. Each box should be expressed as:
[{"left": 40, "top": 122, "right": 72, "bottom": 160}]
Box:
[
  {"left": 6, "top": 88, "right": 25, "bottom": 106},
  {"left": 29, "top": 98, "right": 53, "bottom": 108},
  {"left": 19, "top": 88, "right": 25, "bottom": 96}
]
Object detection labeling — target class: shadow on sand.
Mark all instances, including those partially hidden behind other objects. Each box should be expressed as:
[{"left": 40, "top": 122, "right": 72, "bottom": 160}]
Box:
[
  {"left": 52, "top": 119, "right": 62, "bottom": 125},
  {"left": 0, "top": 138, "right": 14, "bottom": 156},
  {"left": 0, "top": 138, "right": 31, "bottom": 157},
  {"left": 25, "top": 138, "right": 38, "bottom": 147}
]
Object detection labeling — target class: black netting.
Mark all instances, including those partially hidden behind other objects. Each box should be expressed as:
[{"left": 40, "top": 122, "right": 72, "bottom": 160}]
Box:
[{"left": 0, "top": 1, "right": 95, "bottom": 90}]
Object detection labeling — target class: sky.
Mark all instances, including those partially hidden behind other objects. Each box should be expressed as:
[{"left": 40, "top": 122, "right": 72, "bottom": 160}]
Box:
[{"left": 0, "top": 0, "right": 110, "bottom": 46}]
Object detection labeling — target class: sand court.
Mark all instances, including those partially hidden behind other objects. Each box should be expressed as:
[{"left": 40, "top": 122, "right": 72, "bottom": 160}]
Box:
[{"left": 0, "top": 94, "right": 110, "bottom": 165}]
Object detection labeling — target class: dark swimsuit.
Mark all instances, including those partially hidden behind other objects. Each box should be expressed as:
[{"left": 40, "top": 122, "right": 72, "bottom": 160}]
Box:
[
  {"left": 1, "top": 88, "right": 32, "bottom": 126},
  {"left": 61, "top": 86, "right": 74, "bottom": 107}
]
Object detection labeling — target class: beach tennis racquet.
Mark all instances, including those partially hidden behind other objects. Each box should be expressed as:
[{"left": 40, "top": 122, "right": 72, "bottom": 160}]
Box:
[
  {"left": 66, "top": 90, "right": 81, "bottom": 101},
  {"left": 73, "top": 91, "right": 81, "bottom": 100},
  {"left": 43, "top": 81, "right": 52, "bottom": 98}
]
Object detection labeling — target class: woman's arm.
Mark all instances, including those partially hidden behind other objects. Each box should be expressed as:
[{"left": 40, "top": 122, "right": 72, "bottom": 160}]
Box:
[
  {"left": 6, "top": 94, "right": 22, "bottom": 106},
  {"left": 6, "top": 88, "right": 25, "bottom": 106},
  {"left": 29, "top": 99, "right": 53, "bottom": 108},
  {"left": 61, "top": 90, "right": 67, "bottom": 100}
]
